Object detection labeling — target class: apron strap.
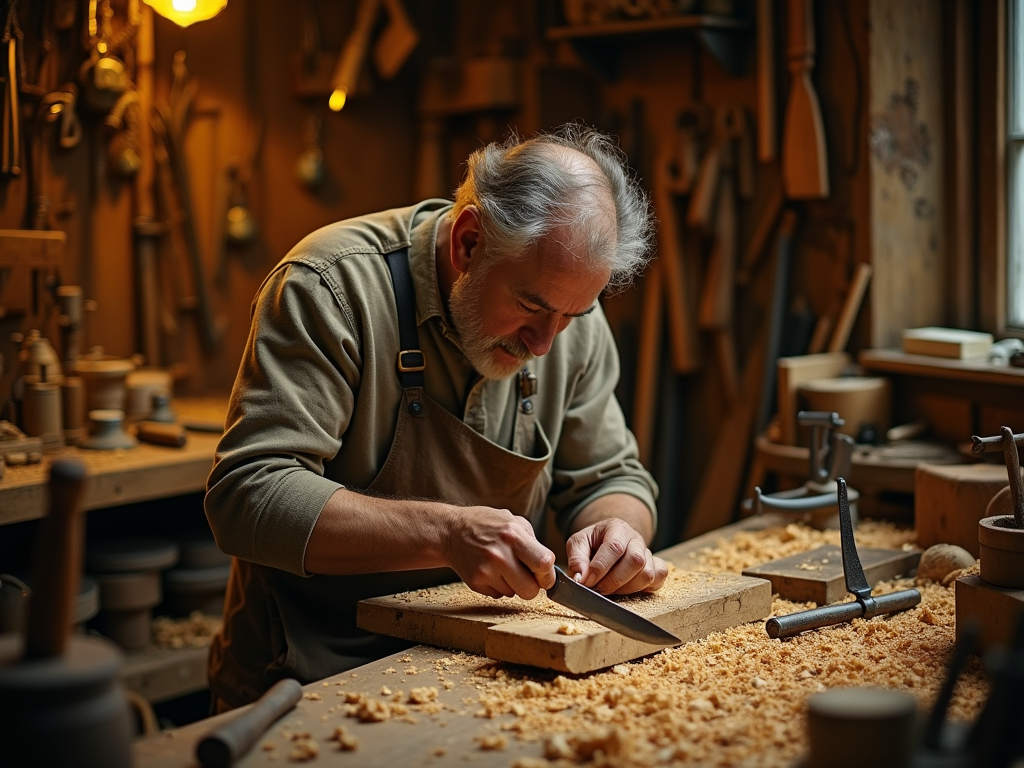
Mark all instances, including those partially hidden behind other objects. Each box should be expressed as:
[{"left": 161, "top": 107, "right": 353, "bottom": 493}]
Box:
[{"left": 384, "top": 248, "right": 425, "bottom": 390}]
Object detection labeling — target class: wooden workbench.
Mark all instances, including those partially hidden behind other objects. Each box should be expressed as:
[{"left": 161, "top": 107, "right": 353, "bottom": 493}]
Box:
[
  {"left": 132, "top": 516, "right": 792, "bottom": 768},
  {"left": 0, "top": 397, "right": 226, "bottom": 525}
]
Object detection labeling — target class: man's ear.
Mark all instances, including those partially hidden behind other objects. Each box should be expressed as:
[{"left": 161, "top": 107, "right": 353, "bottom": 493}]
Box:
[{"left": 450, "top": 205, "right": 482, "bottom": 275}]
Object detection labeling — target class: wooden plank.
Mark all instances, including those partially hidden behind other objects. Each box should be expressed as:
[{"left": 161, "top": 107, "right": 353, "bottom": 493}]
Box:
[
  {"left": 0, "top": 229, "right": 66, "bottom": 268},
  {"left": 358, "top": 571, "right": 771, "bottom": 674},
  {"left": 867, "top": 0, "right": 947, "bottom": 347},
  {"left": 776, "top": 352, "right": 850, "bottom": 446},
  {"left": 741, "top": 544, "right": 921, "bottom": 605}
]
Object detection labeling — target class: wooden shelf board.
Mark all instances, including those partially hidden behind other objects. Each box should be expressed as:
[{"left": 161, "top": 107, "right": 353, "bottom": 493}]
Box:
[
  {"left": 546, "top": 14, "right": 747, "bottom": 41},
  {"left": 0, "top": 397, "right": 226, "bottom": 525},
  {"left": 859, "top": 348, "right": 1024, "bottom": 387},
  {"left": 121, "top": 644, "right": 210, "bottom": 705}
]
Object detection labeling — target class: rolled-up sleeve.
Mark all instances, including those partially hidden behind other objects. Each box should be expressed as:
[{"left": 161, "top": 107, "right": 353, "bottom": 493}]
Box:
[
  {"left": 205, "top": 264, "right": 360, "bottom": 576},
  {"left": 548, "top": 309, "right": 658, "bottom": 537}
]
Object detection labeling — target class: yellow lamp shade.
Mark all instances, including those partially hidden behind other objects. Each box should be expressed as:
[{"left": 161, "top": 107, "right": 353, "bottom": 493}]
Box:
[{"left": 143, "top": 0, "right": 227, "bottom": 27}]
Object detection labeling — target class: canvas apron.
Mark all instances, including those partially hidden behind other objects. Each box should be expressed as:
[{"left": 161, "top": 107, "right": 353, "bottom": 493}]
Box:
[{"left": 209, "top": 250, "right": 553, "bottom": 707}]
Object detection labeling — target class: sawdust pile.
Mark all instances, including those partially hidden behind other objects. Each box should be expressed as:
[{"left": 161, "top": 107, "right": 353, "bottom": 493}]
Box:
[
  {"left": 151, "top": 611, "right": 222, "bottom": 649},
  {"left": 457, "top": 522, "right": 987, "bottom": 767},
  {"left": 261, "top": 521, "right": 989, "bottom": 767}
]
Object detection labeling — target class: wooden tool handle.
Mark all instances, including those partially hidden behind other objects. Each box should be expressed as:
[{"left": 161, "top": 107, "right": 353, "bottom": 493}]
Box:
[
  {"left": 24, "top": 459, "right": 88, "bottom": 659},
  {"left": 787, "top": 0, "right": 815, "bottom": 61},
  {"left": 196, "top": 679, "right": 303, "bottom": 768},
  {"left": 137, "top": 420, "right": 187, "bottom": 447}
]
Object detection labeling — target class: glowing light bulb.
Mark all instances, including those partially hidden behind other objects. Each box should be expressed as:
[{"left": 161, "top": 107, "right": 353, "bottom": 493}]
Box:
[
  {"left": 328, "top": 89, "right": 348, "bottom": 112},
  {"left": 173, "top": 0, "right": 197, "bottom": 10}
]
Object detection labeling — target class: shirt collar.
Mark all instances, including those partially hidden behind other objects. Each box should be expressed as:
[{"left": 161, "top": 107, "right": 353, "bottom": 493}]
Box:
[{"left": 409, "top": 202, "right": 453, "bottom": 326}]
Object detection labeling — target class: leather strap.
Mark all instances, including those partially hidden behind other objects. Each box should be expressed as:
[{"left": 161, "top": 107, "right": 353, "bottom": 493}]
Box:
[{"left": 384, "top": 248, "right": 425, "bottom": 389}]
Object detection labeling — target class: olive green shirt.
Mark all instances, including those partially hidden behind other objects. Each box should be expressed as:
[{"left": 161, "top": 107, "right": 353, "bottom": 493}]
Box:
[{"left": 205, "top": 200, "right": 658, "bottom": 575}]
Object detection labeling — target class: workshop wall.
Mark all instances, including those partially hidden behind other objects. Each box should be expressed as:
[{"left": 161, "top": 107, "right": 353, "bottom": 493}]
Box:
[{"left": 0, "top": 0, "right": 957, "bottom": 544}]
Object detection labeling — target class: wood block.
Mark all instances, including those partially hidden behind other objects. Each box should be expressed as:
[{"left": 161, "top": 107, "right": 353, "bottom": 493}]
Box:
[
  {"left": 741, "top": 545, "right": 921, "bottom": 605},
  {"left": 955, "top": 574, "right": 1024, "bottom": 651},
  {"left": 901, "top": 327, "right": 993, "bottom": 359},
  {"left": 358, "top": 571, "right": 772, "bottom": 674},
  {"left": 777, "top": 352, "right": 851, "bottom": 445},
  {"left": 915, "top": 463, "right": 1016, "bottom": 557}
]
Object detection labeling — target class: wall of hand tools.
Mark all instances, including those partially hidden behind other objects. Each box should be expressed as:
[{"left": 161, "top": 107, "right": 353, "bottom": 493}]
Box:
[{"left": 0, "top": 0, "right": 957, "bottom": 543}]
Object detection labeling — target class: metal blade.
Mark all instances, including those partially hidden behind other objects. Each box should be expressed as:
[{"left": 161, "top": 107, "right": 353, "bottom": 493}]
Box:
[
  {"left": 545, "top": 566, "right": 681, "bottom": 646},
  {"left": 837, "top": 477, "right": 871, "bottom": 602}
]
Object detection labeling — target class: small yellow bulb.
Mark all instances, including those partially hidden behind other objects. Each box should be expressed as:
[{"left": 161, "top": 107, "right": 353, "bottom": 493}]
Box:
[
  {"left": 173, "top": 0, "right": 197, "bottom": 10},
  {"left": 328, "top": 89, "right": 347, "bottom": 112}
]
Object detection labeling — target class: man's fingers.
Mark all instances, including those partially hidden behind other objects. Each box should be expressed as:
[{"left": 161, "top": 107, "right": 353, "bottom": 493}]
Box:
[
  {"left": 610, "top": 552, "right": 668, "bottom": 595},
  {"left": 592, "top": 538, "right": 649, "bottom": 594}
]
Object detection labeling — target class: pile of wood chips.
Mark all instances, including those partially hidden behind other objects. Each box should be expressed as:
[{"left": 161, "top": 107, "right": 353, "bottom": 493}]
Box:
[{"left": 452, "top": 519, "right": 988, "bottom": 767}]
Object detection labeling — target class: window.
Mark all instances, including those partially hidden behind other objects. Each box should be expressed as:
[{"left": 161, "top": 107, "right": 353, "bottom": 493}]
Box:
[{"left": 1008, "top": 0, "right": 1024, "bottom": 326}]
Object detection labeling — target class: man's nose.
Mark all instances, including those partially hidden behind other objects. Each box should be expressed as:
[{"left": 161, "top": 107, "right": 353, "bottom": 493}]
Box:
[{"left": 520, "top": 316, "right": 565, "bottom": 357}]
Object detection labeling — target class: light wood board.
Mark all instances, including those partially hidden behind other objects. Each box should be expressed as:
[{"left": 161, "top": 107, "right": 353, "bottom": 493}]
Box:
[
  {"left": 742, "top": 545, "right": 921, "bottom": 605},
  {"left": 357, "top": 570, "right": 772, "bottom": 674}
]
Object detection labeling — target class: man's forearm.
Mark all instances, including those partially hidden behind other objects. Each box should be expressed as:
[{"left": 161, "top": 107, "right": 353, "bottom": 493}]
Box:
[
  {"left": 570, "top": 493, "right": 655, "bottom": 543},
  {"left": 304, "top": 488, "right": 454, "bottom": 575}
]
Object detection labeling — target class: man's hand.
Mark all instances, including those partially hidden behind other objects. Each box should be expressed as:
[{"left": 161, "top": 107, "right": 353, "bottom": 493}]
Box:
[
  {"left": 566, "top": 517, "right": 668, "bottom": 595},
  {"left": 444, "top": 506, "right": 556, "bottom": 600}
]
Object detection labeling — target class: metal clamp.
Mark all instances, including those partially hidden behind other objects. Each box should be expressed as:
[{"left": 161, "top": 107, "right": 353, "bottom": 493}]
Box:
[{"left": 765, "top": 478, "right": 921, "bottom": 639}]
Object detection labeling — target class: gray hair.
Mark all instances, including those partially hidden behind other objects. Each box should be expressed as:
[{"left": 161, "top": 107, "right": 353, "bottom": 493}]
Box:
[{"left": 451, "top": 124, "right": 655, "bottom": 292}]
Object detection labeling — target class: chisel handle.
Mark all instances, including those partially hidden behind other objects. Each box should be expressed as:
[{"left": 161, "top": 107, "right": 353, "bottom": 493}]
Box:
[
  {"left": 196, "top": 678, "right": 303, "bottom": 768},
  {"left": 767, "top": 590, "right": 921, "bottom": 639}
]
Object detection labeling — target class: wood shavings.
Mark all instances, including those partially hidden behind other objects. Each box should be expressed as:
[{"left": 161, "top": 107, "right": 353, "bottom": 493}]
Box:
[
  {"left": 448, "top": 521, "right": 989, "bottom": 767},
  {"left": 151, "top": 611, "right": 221, "bottom": 649},
  {"left": 328, "top": 726, "right": 359, "bottom": 751},
  {"left": 477, "top": 734, "right": 508, "bottom": 750},
  {"left": 557, "top": 623, "right": 581, "bottom": 635},
  {"left": 409, "top": 686, "right": 439, "bottom": 704}
]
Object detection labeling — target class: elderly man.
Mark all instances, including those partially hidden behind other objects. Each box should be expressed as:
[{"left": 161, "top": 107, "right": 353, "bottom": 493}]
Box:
[{"left": 205, "top": 124, "right": 666, "bottom": 710}]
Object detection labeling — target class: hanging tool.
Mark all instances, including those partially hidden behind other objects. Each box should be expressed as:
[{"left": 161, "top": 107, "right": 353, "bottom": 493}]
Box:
[
  {"left": 1, "top": 1, "right": 23, "bottom": 177},
  {"left": 782, "top": 0, "right": 829, "bottom": 199},
  {"left": 153, "top": 53, "right": 226, "bottom": 353},
  {"left": 373, "top": 0, "right": 419, "bottom": 81},
  {"left": 756, "top": 0, "right": 777, "bottom": 163},
  {"left": 765, "top": 478, "right": 921, "bottom": 639},
  {"left": 652, "top": 108, "right": 708, "bottom": 375},
  {"left": 698, "top": 106, "right": 748, "bottom": 403}
]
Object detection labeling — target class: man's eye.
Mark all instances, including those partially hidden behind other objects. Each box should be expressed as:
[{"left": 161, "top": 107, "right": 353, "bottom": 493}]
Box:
[{"left": 518, "top": 301, "right": 539, "bottom": 314}]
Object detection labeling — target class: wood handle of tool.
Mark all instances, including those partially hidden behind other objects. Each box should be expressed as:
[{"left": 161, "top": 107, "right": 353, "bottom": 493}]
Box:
[
  {"left": 827, "top": 263, "right": 872, "bottom": 353},
  {"left": 653, "top": 154, "right": 700, "bottom": 374},
  {"left": 24, "top": 459, "right": 88, "bottom": 659},
  {"left": 787, "top": 0, "right": 814, "bottom": 61},
  {"left": 698, "top": 172, "right": 737, "bottom": 329},
  {"left": 633, "top": 262, "right": 663, "bottom": 465},
  {"left": 137, "top": 420, "right": 187, "bottom": 447},
  {"left": 196, "top": 679, "right": 303, "bottom": 768},
  {"left": 738, "top": 183, "right": 783, "bottom": 286},
  {"left": 687, "top": 144, "right": 720, "bottom": 231},
  {"left": 757, "top": 0, "right": 776, "bottom": 162}
]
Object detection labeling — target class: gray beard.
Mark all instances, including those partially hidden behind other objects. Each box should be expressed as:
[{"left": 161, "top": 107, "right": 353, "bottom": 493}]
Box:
[{"left": 448, "top": 270, "right": 532, "bottom": 380}]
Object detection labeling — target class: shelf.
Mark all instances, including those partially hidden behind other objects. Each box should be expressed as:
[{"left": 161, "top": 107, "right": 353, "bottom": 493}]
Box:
[
  {"left": 121, "top": 645, "right": 210, "bottom": 705},
  {"left": 546, "top": 14, "right": 750, "bottom": 78},
  {"left": 0, "top": 397, "right": 227, "bottom": 526},
  {"left": 859, "top": 349, "right": 1024, "bottom": 388}
]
